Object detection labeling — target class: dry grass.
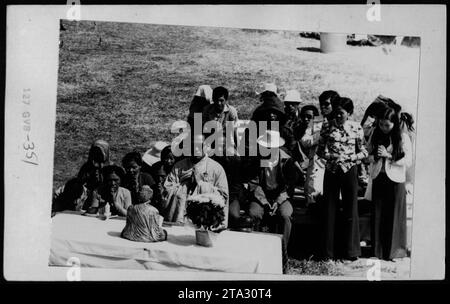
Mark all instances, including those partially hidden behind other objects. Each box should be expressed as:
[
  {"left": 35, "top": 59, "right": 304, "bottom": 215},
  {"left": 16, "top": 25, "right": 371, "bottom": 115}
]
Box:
[
  {"left": 54, "top": 20, "right": 419, "bottom": 189},
  {"left": 286, "top": 258, "right": 344, "bottom": 276},
  {"left": 286, "top": 257, "right": 411, "bottom": 278}
]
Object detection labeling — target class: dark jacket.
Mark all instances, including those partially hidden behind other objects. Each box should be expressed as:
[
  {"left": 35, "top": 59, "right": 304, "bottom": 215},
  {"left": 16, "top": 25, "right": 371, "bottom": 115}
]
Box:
[
  {"left": 250, "top": 94, "right": 297, "bottom": 157},
  {"left": 248, "top": 149, "right": 297, "bottom": 206},
  {"left": 187, "top": 95, "right": 210, "bottom": 128},
  {"left": 77, "top": 139, "right": 111, "bottom": 190},
  {"left": 251, "top": 92, "right": 286, "bottom": 124},
  {"left": 122, "top": 172, "right": 156, "bottom": 205}
]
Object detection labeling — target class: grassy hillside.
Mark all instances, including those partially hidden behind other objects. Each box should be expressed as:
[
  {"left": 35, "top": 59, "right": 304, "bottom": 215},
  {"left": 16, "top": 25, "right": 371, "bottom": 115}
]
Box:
[{"left": 54, "top": 20, "right": 420, "bottom": 189}]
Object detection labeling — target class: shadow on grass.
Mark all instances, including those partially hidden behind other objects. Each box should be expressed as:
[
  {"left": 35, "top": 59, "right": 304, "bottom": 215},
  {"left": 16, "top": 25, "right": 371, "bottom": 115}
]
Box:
[{"left": 297, "top": 47, "right": 322, "bottom": 53}]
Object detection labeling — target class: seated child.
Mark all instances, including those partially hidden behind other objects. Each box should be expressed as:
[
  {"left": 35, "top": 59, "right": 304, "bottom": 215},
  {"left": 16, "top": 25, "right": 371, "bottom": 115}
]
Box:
[{"left": 121, "top": 186, "right": 168, "bottom": 242}]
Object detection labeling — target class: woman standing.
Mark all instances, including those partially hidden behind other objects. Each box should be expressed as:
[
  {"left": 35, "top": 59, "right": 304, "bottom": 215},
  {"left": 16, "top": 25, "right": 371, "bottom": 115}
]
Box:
[
  {"left": 367, "top": 104, "right": 413, "bottom": 260},
  {"left": 317, "top": 97, "right": 368, "bottom": 260}
]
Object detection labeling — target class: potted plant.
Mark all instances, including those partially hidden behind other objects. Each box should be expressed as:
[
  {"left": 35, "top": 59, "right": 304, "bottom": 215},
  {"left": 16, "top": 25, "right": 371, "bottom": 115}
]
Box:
[{"left": 185, "top": 193, "right": 226, "bottom": 247}]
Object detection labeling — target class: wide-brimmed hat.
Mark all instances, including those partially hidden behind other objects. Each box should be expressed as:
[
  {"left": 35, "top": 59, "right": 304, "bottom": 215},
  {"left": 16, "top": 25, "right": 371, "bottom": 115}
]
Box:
[
  {"left": 142, "top": 141, "right": 169, "bottom": 166},
  {"left": 255, "top": 83, "right": 278, "bottom": 95},
  {"left": 257, "top": 130, "right": 285, "bottom": 148},
  {"left": 283, "top": 89, "right": 302, "bottom": 103}
]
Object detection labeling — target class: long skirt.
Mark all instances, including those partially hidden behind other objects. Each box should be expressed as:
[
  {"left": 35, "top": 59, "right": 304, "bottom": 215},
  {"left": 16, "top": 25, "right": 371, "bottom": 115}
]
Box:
[{"left": 371, "top": 172, "right": 407, "bottom": 260}]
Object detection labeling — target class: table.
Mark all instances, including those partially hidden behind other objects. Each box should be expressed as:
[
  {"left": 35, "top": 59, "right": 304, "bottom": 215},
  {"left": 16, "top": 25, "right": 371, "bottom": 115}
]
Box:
[{"left": 49, "top": 212, "right": 282, "bottom": 274}]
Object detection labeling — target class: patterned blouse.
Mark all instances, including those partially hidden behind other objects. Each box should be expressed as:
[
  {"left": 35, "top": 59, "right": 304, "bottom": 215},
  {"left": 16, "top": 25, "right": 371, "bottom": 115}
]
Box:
[{"left": 317, "top": 119, "right": 368, "bottom": 173}]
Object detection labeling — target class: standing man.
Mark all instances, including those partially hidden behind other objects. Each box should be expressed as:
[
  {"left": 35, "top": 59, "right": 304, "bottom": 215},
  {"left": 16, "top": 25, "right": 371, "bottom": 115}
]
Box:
[
  {"left": 202, "top": 86, "right": 239, "bottom": 207},
  {"left": 202, "top": 86, "right": 239, "bottom": 150}
]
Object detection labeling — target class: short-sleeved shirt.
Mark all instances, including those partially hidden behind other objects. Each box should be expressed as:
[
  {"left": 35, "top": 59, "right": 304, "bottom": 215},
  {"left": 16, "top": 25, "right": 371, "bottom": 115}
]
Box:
[
  {"left": 92, "top": 187, "right": 132, "bottom": 216},
  {"left": 317, "top": 119, "right": 368, "bottom": 173},
  {"left": 202, "top": 103, "right": 238, "bottom": 131}
]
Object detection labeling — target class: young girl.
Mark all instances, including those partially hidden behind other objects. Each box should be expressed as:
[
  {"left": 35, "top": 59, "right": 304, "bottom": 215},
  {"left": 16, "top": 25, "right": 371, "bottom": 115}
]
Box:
[
  {"left": 367, "top": 104, "right": 414, "bottom": 260},
  {"left": 317, "top": 97, "right": 368, "bottom": 260}
]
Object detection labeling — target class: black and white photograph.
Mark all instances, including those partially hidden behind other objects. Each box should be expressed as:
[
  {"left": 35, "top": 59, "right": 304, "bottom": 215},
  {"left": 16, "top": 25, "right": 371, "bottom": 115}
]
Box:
[
  {"left": 49, "top": 19, "right": 421, "bottom": 278},
  {"left": 3, "top": 5, "right": 446, "bottom": 281}
]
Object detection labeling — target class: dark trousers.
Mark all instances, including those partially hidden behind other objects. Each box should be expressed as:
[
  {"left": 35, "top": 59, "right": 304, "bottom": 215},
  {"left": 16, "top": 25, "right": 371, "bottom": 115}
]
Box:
[
  {"left": 229, "top": 197, "right": 242, "bottom": 228},
  {"left": 322, "top": 165, "right": 361, "bottom": 259},
  {"left": 371, "top": 172, "right": 407, "bottom": 260},
  {"left": 248, "top": 200, "right": 293, "bottom": 269}
]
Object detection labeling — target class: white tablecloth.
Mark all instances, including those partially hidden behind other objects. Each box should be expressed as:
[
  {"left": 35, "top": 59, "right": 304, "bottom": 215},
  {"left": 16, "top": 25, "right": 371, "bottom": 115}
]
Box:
[{"left": 49, "top": 212, "right": 282, "bottom": 274}]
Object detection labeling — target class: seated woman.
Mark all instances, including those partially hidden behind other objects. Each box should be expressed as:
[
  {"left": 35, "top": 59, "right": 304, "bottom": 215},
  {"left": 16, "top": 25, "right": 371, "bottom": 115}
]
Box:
[
  {"left": 121, "top": 185, "right": 168, "bottom": 242},
  {"left": 121, "top": 151, "right": 155, "bottom": 205},
  {"left": 83, "top": 165, "right": 132, "bottom": 216},
  {"left": 77, "top": 139, "right": 111, "bottom": 192},
  {"left": 52, "top": 177, "right": 88, "bottom": 214},
  {"left": 187, "top": 85, "right": 213, "bottom": 128},
  {"left": 150, "top": 161, "right": 168, "bottom": 211},
  {"left": 150, "top": 145, "right": 176, "bottom": 180}
]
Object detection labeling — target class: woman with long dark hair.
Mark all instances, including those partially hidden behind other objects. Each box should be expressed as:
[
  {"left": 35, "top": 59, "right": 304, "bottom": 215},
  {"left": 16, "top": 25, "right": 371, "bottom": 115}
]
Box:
[{"left": 367, "top": 103, "right": 414, "bottom": 260}]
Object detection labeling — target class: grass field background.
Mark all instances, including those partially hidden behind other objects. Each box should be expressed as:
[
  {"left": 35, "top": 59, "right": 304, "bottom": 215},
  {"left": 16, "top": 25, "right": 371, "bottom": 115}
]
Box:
[{"left": 54, "top": 20, "right": 420, "bottom": 190}]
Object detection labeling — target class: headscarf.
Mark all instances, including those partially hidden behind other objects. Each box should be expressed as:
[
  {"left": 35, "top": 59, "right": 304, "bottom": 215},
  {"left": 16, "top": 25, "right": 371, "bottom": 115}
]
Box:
[
  {"left": 195, "top": 85, "right": 213, "bottom": 103},
  {"left": 188, "top": 85, "right": 213, "bottom": 127},
  {"left": 87, "top": 139, "right": 110, "bottom": 164},
  {"left": 77, "top": 139, "right": 111, "bottom": 187}
]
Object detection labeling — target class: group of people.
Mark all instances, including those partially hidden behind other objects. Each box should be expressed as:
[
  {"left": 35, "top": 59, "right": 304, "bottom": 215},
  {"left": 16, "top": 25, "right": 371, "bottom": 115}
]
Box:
[{"left": 53, "top": 83, "right": 415, "bottom": 272}]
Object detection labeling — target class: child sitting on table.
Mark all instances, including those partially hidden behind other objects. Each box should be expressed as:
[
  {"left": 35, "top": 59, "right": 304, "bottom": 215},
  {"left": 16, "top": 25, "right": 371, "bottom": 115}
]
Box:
[{"left": 121, "top": 186, "right": 168, "bottom": 242}]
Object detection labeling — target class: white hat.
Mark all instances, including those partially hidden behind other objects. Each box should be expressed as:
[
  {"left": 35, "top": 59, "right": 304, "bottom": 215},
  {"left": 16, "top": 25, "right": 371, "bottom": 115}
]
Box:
[
  {"left": 283, "top": 89, "right": 302, "bottom": 103},
  {"left": 255, "top": 83, "right": 278, "bottom": 95},
  {"left": 170, "top": 120, "right": 189, "bottom": 133},
  {"left": 195, "top": 85, "right": 213, "bottom": 103},
  {"left": 257, "top": 130, "right": 285, "bottom": 148},
  {"left": 142, "top": 141, "right": 169, "bottom": 166}
]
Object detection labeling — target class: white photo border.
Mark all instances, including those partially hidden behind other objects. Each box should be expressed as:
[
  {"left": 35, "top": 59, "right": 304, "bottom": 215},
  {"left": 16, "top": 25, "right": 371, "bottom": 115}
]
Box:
[{"left": 4, "top": 4, "right": 446, "bottom": 281}]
